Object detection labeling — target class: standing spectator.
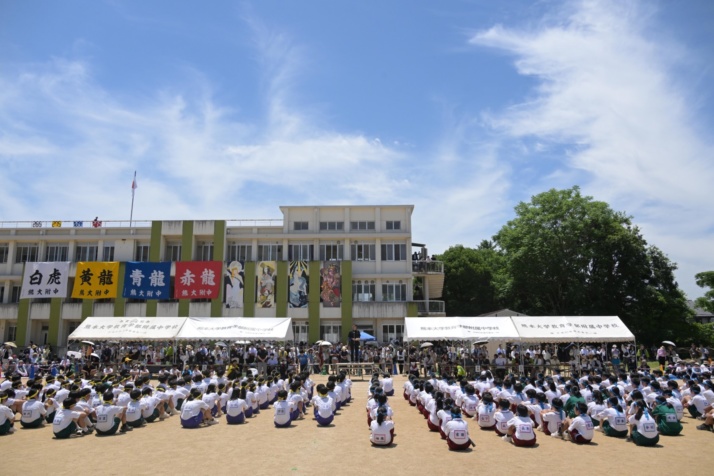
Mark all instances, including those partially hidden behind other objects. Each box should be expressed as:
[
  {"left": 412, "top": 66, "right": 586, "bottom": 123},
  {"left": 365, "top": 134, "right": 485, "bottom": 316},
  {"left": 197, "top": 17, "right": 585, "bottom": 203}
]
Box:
[{"left": 348, "top": 325, "right": 360, "bottom": 363}]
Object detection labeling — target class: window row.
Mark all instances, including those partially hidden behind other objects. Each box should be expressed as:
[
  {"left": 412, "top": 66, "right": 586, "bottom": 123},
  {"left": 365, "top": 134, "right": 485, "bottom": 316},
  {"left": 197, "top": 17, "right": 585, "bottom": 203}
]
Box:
[
  {"left": 0, "top": 241, "right": 407, "bottom": 263},
  {"left": 292, "top": 221, "right": 402, "bottom": 231}
]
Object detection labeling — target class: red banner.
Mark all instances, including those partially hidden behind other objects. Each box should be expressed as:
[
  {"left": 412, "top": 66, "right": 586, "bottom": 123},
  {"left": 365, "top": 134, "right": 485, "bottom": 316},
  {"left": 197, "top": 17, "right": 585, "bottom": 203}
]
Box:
[{"left": 174, "top": 261, "right": 222, "bottom": 300}]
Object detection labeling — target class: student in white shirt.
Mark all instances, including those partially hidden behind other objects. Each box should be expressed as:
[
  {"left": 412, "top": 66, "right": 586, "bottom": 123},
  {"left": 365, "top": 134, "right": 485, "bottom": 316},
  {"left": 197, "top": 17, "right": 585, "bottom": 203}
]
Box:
[
  {"left": 445, "top": 407, "right": 474, "bottom": 450},
  {"left": 20, "top": 387, "right": 48, "bottom": 428},
  {"left": 95, "top": 391, "right": 130, "bottom": 436},
  {"left": 475, "top": 392, "right": 497, "bottom": 430},
  {"left": 273, "top": 390, "right": 293, "bottom": 428},
  {"left": 503, "top": 404, "right": 536, "bottom": 447},
  {"left": 540, "top": 397, "right": 566, "bottom": 437},
  {"left": 180, "top": 388, "right": 216, "bottom": 428},
  {"left": 370, "top": 406, "right": 394, "bottom": 446},
  {"left": 458, "top": 384, "right": 479, "bottom": 418},
  {"left": 564, "top": 402, "right": 594, "bottom": 444},
  {"left": 312, "top": 384, "right": 335, "bottom": 427},
  {"left": 380, "top": 372, "right": 394, "bottom": 396},
  {"left": 628, "top": 400, "right": 659, "bottom": 446},
  {"left": 52, "top": 398, "right": 89, "bottom": 439},
  {"left": 597, "top": 397, "right": 629, "bottom": 438},
  {"left": 494, "top": 398, "right": 514, "bottom": 437},
  {"left": 226, "top": 385, "right": 249, "bottom": 424},
  {"left": 0, "top": 391, "right": 17, "bottom": 435}
]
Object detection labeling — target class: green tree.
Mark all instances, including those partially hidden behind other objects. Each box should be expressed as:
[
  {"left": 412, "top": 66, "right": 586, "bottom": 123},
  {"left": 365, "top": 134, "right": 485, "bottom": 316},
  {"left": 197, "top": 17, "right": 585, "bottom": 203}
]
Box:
[
  {"left": 695, "top": 271, "right": 714, "bottom": 314},
  {"left": 438, "top": 245, "right": 504, "bottom": 316},
  {"left": 493, "top": 186, "right": 693, "bottom": 344}
]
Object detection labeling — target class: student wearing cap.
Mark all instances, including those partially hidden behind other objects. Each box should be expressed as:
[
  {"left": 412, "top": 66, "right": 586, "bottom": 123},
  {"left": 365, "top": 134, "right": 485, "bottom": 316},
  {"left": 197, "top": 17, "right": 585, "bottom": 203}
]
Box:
[
  {"left": 20, "top": 386, "right": 48, "bottom": 428},
  {"left": 503, "top": 404, "right": 536, "bottom": 447},
  {"left": 0, "top": 391, "right": 16, "bottom": 435},
  {"left": 369, "top": 406, "right": 394, "bottom": 446},
  {"left": 95, "top": 391, "right": 131, "bottom": 436},
  {"left": 445, "top": 407, "right": 474, "bottom": 450}
]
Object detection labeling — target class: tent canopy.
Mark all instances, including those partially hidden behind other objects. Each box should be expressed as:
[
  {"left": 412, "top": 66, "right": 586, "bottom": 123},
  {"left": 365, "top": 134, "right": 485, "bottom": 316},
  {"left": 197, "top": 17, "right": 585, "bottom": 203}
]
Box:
[
  {"left": 175, "top": 317, "right": 293, "bottom": 341},
  {"left": 68, "top": 317, "right": 294, "bottom": 341},
  {"left": 404, "top": 317, "right": 520, "bottom": 342},
  {"left": 404, "top": 316, "right": 634, "bottom": 343},
  {"left": 359, "top": 330, "right": 376, "bottom": 341}
]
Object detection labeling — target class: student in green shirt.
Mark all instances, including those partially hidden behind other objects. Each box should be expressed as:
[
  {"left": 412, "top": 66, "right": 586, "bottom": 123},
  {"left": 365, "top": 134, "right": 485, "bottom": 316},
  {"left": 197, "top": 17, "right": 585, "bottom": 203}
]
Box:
[{"left": 651, "top": 395, "right": 682, "bottom": 436}]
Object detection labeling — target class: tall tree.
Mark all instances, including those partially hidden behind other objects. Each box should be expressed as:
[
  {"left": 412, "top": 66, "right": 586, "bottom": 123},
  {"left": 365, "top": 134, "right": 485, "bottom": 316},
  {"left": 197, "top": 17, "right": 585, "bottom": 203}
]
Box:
[
  {"left": 695, "top": 271, "right": 714, "bottom": 314},
  {"left": 493, "top": 186, "right": 692, "bottom": 344},
  {"left": 438, "top": 245, "right": 504, "bottom": 316}
]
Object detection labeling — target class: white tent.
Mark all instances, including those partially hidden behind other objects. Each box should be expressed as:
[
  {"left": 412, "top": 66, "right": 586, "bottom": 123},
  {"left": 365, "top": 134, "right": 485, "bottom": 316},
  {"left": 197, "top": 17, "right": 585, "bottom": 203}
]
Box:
[
  {"left": 404, "top": 317, "right": 520, "bottom": 342},
  {"left": 175, "top": 317, "right": 294, "bottom": 341},
  {"left": 67, "top": 317, "right": 186, "bottom": 341},
  {"left": 510, "top": 315, "right": 635, "bottom": 343}
]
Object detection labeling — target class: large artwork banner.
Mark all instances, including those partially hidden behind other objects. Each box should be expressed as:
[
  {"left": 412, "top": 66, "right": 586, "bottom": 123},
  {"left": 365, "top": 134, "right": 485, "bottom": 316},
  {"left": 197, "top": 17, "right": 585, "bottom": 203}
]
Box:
[
  {"left": 224, "top": 260, "right": 245, "bottom": 308},
  {"left": 289, "top": 261, "right": 309, "bottom": 308},
  {"left": 320, "top": 261, "right": 341, "bottom": 308},
  {"left": 257, "top": 261, "right": 276, "bottom": 308}
]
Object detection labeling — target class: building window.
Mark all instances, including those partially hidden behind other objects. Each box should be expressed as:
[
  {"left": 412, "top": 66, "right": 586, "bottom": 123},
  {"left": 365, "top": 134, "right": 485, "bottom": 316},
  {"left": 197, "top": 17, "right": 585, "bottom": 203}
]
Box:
[
  {"left": 319, "top": 221, "right": 344, "bottom": 231},
  {"left": 165, "top": 242, "right": 182, "bottom": 261},
  {"left": 0, "top": 286, "right": 4, "bottom": 303},
  {"left": 382, "top": 324, "right": 404, "bottom": 343},
  {"left": 258, "top": 244, "right": 282, "bottom": 261},
  {"left": 15, "top": 244, "right": 39, "bottom": 263},
  {"left": 352, "top": 280, "right": 375, "bottom": 301},
  {"left": 103, "top": 245, "right": 115, "bottom": 261},
  {"left": 135, "top": 244, "right": 150, "bottom": 262},
  {"left": 11, "top": 285, "right": 22, "bottom": 303},
  {"left": 75, "top": 244, "right": 98, "bottom": 262},
  {"left": 292, "top": 324, "right": 309, "bottom": 344},
  {"left": 319, "top": 242, "right": 343, "bottom": 261},
  {"left": 350, "top": 242, "right": 376, "bottom": 261},
  {"left": 0, "top": 244, "right": 8, "bottom": 263},
  {"left": 196, "top": 241, "right": 214, "bottom": 261},
  {"left": 350, "top": 221, "right": 375, "bottom": 231},
  {"left": 288, "top": 244, "right": 312, "bottom": 261},
  {"left": 5, "top": 325, "right": 17, "bottom": 342},
  {"left": 386, "top": 220, "right": 401, "bottom": 230},
  {"left": 381, "top": 242, "right": 407, "bottom": 261},
  {"left": 227, "top": 243, "right": 251, "bottom": 262},
  {"left": 382, "top": 281, "right": 407, "bottom": 301},
  {"left": 320, "top": 325, "right": 342, "bottom": 342},
  {"left": 45, "top": 244, "right": 69, "bottom": 262},
  {"left": 293, "top": 221, "right": 309, "bottom": 231}
]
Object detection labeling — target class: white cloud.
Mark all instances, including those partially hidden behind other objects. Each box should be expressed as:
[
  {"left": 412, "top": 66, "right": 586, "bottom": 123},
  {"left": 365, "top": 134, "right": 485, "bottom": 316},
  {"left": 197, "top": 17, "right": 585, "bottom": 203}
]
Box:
[{"left": 469, "top": 0, "right": 714, "bottom": 297}]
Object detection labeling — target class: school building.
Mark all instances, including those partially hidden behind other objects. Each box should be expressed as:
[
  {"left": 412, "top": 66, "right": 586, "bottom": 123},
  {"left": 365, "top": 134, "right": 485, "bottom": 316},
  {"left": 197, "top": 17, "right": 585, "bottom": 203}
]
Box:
[{"left": 0, "top": 205, "right": 444, "bottom": 353}]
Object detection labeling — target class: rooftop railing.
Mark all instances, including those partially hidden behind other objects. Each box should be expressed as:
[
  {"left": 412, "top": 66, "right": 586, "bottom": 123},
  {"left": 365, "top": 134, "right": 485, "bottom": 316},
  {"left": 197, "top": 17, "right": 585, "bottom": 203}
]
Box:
[{"left": 412, "top": 260, "right": 444, "bottom": 274}]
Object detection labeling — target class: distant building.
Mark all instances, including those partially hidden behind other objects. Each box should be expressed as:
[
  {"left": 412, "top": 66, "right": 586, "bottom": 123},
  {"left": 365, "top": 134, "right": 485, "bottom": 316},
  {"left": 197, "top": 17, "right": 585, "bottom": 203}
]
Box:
[
  {"left": 688, "top": 300, "right": 714, "bottom": 324},
  {"left": 0, "top": 205, "right": 444, "bottom": 352}
]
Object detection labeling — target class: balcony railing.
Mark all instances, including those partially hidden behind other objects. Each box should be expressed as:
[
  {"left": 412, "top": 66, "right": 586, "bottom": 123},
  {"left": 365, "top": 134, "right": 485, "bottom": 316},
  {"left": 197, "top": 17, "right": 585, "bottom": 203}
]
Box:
[
  {"left": 412, "top": 260, "right": 444, "bottom": 274},
  {"left": 413, "top": 300, "right": 446, "bottom": 315}
]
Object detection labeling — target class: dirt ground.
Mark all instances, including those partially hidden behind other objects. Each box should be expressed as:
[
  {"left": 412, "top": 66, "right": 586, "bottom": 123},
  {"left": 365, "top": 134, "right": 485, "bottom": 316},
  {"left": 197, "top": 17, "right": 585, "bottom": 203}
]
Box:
[{"left": 3, "top": 374, "right": 713, "bottom": 475}]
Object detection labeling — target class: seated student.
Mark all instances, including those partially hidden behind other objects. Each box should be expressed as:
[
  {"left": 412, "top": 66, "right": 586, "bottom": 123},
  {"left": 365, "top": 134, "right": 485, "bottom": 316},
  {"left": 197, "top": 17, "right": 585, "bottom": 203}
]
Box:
[
  {"left": 563, "top": 402, "right": 594, "bottom": 444},
  {"left": 475, "top": 392, "right": 497, "bottom": 430},
  {"left": 248, "top": 382, "right": 260, "bottom": 415},
  {"left": 494, "top": 398, "right": 514, "bottom": 437},
  {"left": 370, "top": 406, "right": 395, "bottom": 446},
  {"left": 0, "top": 391, "right": 16, "bottom": 435},
  {"left": 587, "top": 390, "right": 607, "bottom": 428},
  {"left": 426, "top": 392, "right": 444, "bottom": 432},
  {"left": 370, "top": 394, "right": 393, "bottom": 425},
  {"left": 380, "top": 372, "right": 394, "bottom": 397},
  {"left": 540, "top": 398, "right": 566, "bottom": 437},
  {"left": 684, "top": 385, "right": 709, "bottom": 419},
  {"left": 95, "top": 391, "right": 130, "bottom": 436},
  {"left": 20, "top": 386, "right": 48, "bottom": 428},
  {"left": 627, "top": 401, "right": 659, "bottom": 446},
  {"left": 241, "top": 382, "right": 254, "bottom": 418},
  {"left": 651, "top": 395, "right": 682, "bottom": 436},
  {"left": 445, "top": 407, "right": 474, "bottom": 450},
  {"left": 52, "top": 397, "right": 90, "bottom": 439},
  {"left": 43, "top": 388, "right": 59, "bottom": 424},
  {"left": 202, "top": 384, "right": 222, "bottom": 419},
  {"left": 437, "top": 399, "right": 455, "bottom": 439},
  {"left": 661, "top": 389, "right": 684, "bottom": 421},
  {"left": 503, "top": 404, "right": 536, "bottom": 447},
  {"left": 312, "top": 384, "right": 335, "bottom": 427},
  {"left": 273, "top": 390, "right": 293, "bottom": 428},
  {"left": 180, "top": 388, "right": 216, "bottom": 428},
  {"left": 226, "top": 386, "right": 249, "bottom": 424},
  {"left": 141, "top": 387, "right": 166, "bottom": 423},
  {"left": 257, "top": 377, "right": 270, "bottom": 410},
  {"left": 524, "top": 391, "right": 550, "bottom": 429},
  {"left": 458, "top": 384, "right": 480, "bottom": 418},
  {"left": 125, "top": 389, "right": 148, "bottom": 428},
  {"left": 597, "top": 397, "right": 629, "bottom": 438},
  {"left": 288, "top": 381, "right": 305, "bottom": 420}
]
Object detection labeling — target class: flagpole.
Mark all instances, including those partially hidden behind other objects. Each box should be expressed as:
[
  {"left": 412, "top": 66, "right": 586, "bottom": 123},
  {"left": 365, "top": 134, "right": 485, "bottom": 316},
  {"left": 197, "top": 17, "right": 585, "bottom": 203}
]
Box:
[{"left": 130, "top": 171, "right": 136, "bottom": 227}]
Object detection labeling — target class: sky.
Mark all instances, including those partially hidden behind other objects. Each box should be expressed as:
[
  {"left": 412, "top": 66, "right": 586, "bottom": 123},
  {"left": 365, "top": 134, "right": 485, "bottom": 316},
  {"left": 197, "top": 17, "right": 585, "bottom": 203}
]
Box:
[{"left": 1, "top": 0, "right": 713, "bottom": 299}]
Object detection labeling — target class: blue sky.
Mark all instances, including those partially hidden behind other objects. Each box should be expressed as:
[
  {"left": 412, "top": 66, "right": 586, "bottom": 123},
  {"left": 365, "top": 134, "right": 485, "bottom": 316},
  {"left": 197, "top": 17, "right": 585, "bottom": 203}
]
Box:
[{"left": 1, "top": 0, "right": 713, "bottom": 299}]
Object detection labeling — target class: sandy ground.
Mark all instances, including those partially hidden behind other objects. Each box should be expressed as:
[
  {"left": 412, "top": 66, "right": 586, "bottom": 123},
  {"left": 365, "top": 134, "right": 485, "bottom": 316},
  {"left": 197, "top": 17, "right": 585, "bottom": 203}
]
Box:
[{"left": 2, "top": 374, "right": 713, "bottom": 476}]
